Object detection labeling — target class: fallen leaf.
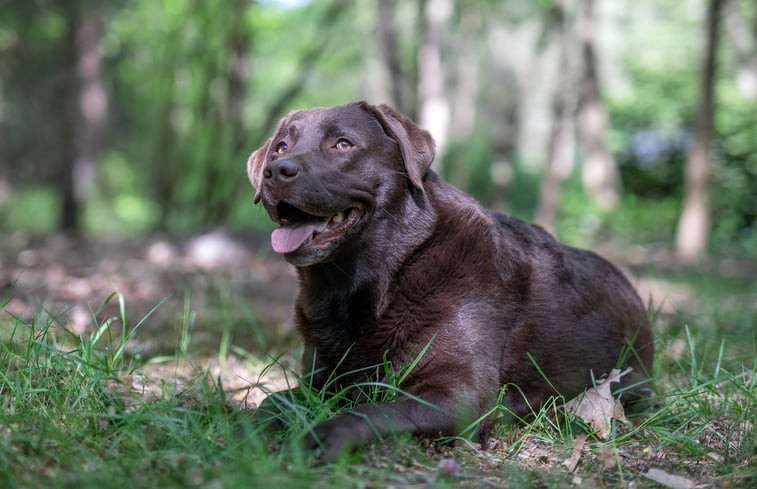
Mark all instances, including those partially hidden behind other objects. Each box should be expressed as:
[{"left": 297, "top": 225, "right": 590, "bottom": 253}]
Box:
[
  {"left": 565, "top": 368, "right": 631, "bottom": 439},
  {"left": 706, "top": 451, "right": 725, "bottom": 463},
  {"left": 562, "top": 434, "right": 587, "bottom": 472},
  {"left": 643, "top": 468, "right": 695, "bottom": 489}
]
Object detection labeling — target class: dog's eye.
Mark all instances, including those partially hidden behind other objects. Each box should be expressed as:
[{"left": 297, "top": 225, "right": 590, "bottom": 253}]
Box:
[
  {"left": 275, "top": 142, "right": 288, "bottom": 154},
  {"left": 335, "top": 138, "right": 353, "bottom": 150}
]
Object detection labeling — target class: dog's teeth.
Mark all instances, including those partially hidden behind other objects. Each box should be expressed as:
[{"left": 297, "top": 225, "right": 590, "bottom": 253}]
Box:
[{"left": 332, "top": 212, "right": 344, "bottom": 224}]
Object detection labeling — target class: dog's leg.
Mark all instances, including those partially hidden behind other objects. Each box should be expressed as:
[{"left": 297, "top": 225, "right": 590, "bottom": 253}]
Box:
[
  {"left": 304, "top": 392, "right": 477, "bottom": 462},
  {"left": 248, "top": 387, "right": 307, "bottom": 434}
]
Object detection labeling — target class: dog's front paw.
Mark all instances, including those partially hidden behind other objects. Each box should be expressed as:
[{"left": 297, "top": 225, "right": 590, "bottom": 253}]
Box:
[{"left": 304, "top": 414, "right": 376, "bottom": 463}]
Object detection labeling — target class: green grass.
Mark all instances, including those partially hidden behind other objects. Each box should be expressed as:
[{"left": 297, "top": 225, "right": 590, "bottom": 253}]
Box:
[{"left": 0, "top": 277, "right": 755, "bottom": 488}]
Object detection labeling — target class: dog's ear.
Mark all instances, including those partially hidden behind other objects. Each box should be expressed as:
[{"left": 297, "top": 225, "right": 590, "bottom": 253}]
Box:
[
  {"left": 365, "top": 103, "right": 436, "bottom": 192},
  {"left": 246, "top": 138, "right": 271, "bottom": 204}
]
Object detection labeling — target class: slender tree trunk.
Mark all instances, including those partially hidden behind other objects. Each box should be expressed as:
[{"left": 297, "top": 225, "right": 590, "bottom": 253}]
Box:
[
  {"left": 377, "top": 0, "right": 407, "bottom": 113},
  {"left": 449, "top": 3, "right": 481, "bottom": 189},
  {"left": 59, "top": 5, "right": 81, "bottom": 232},
  {"left": 576, "top": 0, "right": 620, "bottom": 210},
  {"left": 675, "top": 0, "right": 725, "bottom": 263},
  {"left": 74, "top": 11, "right": 106, "bottom": 212},
  {"left": 223, "top": 0, "right": 253, "bottom": 214},
  {"left": 536, "top": 0, "right": 578, "bottom": 233},
  {"left": 56, "top": 4, "right": 106, "bottom": 233},
  {"left": 228, "top": 0, "right": 250, "bottom": 155},
  {"left": 153, "top": 67, "right": 178, "bottom": 230},
  {"left": 451, "top": 4, "right": 480, "bottom": 142},
  {"left": 724, "top": 0, "right": 757, "bottom": 99},
  {"left": 204, "top": 0, "right": 251, "bottom": 224},
  {"left": 418, "top": 0, "right": 451, "bottom": 168},
  {"left": 0, "top": 80, "right": 8, "bottom": 207}
]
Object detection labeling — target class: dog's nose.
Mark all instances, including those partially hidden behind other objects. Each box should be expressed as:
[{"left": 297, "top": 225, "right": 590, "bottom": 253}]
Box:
[{"left": 264, "top": 159, "right": 300, "bottom": 182}]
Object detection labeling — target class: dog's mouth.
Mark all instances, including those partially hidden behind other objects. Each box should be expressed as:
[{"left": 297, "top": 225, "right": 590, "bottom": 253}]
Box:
[{"left": 270, "top": 201, "right": 362, "bottom": 257}]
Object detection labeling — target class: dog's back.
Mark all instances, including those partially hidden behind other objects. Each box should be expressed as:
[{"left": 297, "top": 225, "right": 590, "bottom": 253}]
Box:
[{"left": 488, "top": 209, "right": 653, "bottom": 414}]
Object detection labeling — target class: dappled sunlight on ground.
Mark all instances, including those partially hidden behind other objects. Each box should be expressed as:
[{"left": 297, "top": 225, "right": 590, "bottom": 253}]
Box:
[
  {"left": 1, "top": 230, "right": 753, "bottom": 407},
  {"left": 114, "top": 352, "right": 298, "bottom": 411},
  {"left": 1, "top": 229, "right": 297, "bottom": 356}
]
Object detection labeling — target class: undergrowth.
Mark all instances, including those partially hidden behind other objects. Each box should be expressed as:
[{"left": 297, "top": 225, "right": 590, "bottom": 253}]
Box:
[{"left": 0, "top": 289, "right": 754, "bottom": 488}]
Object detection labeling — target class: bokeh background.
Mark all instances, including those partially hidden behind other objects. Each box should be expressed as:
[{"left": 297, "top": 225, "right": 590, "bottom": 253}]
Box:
[
  {"left": 1, "top": 0, "right": 754, "bottom": 253},
  {"left": 0, "top": 0, "right": 755, "bottom": 364}
]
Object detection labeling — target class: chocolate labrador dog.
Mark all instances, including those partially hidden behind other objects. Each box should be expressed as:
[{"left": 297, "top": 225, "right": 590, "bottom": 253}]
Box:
[{"left": 246, "top": 101, "right": 653, "bottom": 461}]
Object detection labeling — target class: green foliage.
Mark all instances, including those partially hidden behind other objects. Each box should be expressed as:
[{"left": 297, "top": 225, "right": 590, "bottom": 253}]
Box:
[
  {"left": 711, "top": 85, "right": 757, "bottom": 256},
  {"left": 555, "top": 175, "right": 682, "bottom": 248},
  {"left": 0, "top": 186, "right": 59, "bottom": 233},
  {"left": 0, "top": 0, "right": 754, "bottom": 256},
  {"left": 600, "top": 1, "right": 756, "bottom": 257}
]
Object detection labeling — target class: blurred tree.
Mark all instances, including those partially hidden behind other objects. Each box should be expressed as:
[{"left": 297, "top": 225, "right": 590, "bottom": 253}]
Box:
[
  {"left": 576, "top": 0, "right": 620, "bottom": 210},
  {"left": 377, "top": 0, "right": 406, "bottom": 114},
  {"left": 57, "top": 4, "right": 79, "bottom": 232},
  {"left": 446, "top": 0, "right": 483, "bottom": 190},
  {"left": 450, "top": 1, "right": 481, "bottom": 146},
  {"left": 536, "top": 0, "right": 578, "bottom": 233},
  {"left": 676, "top": 0, "right": 725, "bottom": 262},
  {"left": 107, "top": 0, "right": 350, "bottom": 230},
  {"left": 0, "top": 0, "right": 753, "bottom": 254},
  {"left": 72, "top": 8, "right": 107, "bottom": 230},
  {"left": 0, "top": 1, "right": 111, "bottom": 233},
  {"left": 0, "top": 75, "right": 6, "bottom": 207},
  {"left": 57, "top": 2, "right": 108, "bottom": 232},
  {"left": 255, "top": 1, "right": 349, "bottom": 141},
  {"left": 724, "top": 0, "right": 757, "bottom": 99},
  {"left": 418, "top": 0, "right": 452, "bottom": 166}
]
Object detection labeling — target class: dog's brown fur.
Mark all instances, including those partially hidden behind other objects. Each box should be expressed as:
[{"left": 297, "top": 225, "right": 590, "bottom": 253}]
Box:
[{"left": 246, "top": 101, "right": 654, "bottom": 461}]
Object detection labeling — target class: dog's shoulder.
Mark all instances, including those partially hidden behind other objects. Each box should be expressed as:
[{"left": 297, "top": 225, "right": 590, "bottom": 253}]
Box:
[{"left": 489, "top": 211, "right": 556, "bottom": 247}]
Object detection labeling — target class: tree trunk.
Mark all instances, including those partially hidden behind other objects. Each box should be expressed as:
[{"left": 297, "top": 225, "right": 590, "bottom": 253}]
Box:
[
  {"left": 228, "top": 0, "right": 251, "bottom": 156},
  {"left": 56, "top": 4, "right": 106, "bottom": 233},
  {"left": 58, "top": 5, "right": 81, "bottom": 232},
  {"left": 0, "top": 80, "right": 7, "bottom": 208},
  {"left": 576, "top": 0, "right": 620, "bottom": 210},
  {"left": 376, "top": 0, "right": 407, "bottom": 113},
  {"left": 418, "top": 0, "right": 452, "bottom": 168},
  {"left": 449, "top": 3, "right": 482, "bottom": 189},
  {"left": 536, "top": 0, "right": 579, "bottom": 233},
  {"left": 74, "top": 11, "right": 106, "bottom": 214},
  {"left": 203, "top": 0, "right": 251, "bottom": 224},
  {"left": 675, "top": 0, "right": 725, "bottom": 263},
  {"left": 451, "top": 4, "right": 480, "bottom": 143},
  {"left": 724, "top": 0, "right": 757, "bottom": 99}
]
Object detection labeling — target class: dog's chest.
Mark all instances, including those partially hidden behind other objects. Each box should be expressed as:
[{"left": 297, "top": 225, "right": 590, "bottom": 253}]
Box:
[{"left": 296, "top": 271, "right": 461, "bottom": 378}]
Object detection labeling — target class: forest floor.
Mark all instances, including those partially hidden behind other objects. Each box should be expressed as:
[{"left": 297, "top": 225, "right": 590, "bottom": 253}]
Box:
[{"left": 1, "top": 229, "right": 755, "bottom": 488}]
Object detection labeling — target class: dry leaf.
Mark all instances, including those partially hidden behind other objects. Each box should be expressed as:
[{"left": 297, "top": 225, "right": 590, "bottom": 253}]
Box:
[
  {"left": 565, "top": 368, "right": 631, "bottom": 439},
  {"left": 562, "top": 434, "right": 587, "bottom": 472},
  {"left": 643, "top": 468, "right": 694, "bottom": 489}
]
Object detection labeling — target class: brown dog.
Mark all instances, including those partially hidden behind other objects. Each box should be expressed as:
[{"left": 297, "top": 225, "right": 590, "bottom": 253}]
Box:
[{"left": 246, "top": 101, "right": 653, "bottom": 461}]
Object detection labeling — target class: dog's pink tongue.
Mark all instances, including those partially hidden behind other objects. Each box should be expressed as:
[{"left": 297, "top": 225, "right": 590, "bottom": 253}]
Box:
[{"left": 271, "top": 222, "right": 327, "bottom": 254}]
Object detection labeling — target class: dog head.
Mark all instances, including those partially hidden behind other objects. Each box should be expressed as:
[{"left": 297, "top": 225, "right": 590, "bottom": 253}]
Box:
[{"left": 247, "top": 102, "right": 435, "bottom": 266}]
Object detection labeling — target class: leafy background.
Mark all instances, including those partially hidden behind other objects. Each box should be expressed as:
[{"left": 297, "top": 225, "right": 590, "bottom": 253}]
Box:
[{"left": 0, "top": 1, "right": 755, "bottom": 487}]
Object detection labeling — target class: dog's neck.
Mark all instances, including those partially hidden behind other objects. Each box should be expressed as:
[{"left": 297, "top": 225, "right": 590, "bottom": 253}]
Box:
[{"left": 296, "top": 183, "right": 439, "bottom": 320}]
